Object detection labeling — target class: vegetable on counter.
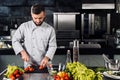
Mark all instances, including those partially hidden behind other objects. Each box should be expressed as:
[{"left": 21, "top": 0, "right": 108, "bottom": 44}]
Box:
[
  {"left": 54, "top": 71, "right": 70, "bottom": 80},
  {"left": 65, "top": 62, "right": 103, "bottom": 80},
  {"left": 24, "top": 66, "right": 34, "bottom": 72},
  {"left": 24, "top": 65, "right": 45, "bottom": 73},
  {"left": 4, "top": 65, "right": 24, "bottom": 80}
]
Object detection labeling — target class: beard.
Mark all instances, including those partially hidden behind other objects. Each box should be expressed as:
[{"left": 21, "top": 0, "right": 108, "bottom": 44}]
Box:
[{"left": 34, "top": 21, "right": 43, "bottom": 26}]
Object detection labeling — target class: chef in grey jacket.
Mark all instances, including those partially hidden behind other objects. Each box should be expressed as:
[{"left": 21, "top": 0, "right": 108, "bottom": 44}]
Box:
[{"left": 12, "top": 4, "right": 57, "bottom": 68}]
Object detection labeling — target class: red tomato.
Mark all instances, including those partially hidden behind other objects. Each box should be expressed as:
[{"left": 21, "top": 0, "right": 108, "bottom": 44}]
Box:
[
  {"left": 13, "top": 69, "right": 19, "bottom": 75},
  {"left": 64, "top": 73, "right": 70, "bottom": 80},
  {"left": 9, "top": 74, "right": 15, "bottom": 80},
  {"left": 39, "top": 65, "right": 44, "bottom": 70},
  {"left": 15, "top": 74, "right": 20, "bottom": 78},
  {"left": 24, "top": 67, "right": 29, "bottom": 72},
  {"left": 61, "top": 77, "right": 64, "bottom": 80},
  {"left": 19, "top": 71, "right": 23, "bottom": 75},
  {"left": 54, "top": 75, "right": 61, "bottom": 80},
  {"left": 24, "top": 66, "right": 31, "bottom": 72},
  {"left": 64, "top": 76, "right": 70, "bottom": 80},
  {"left": 29, "top": 67, "right": 34, "bottom": 72}
]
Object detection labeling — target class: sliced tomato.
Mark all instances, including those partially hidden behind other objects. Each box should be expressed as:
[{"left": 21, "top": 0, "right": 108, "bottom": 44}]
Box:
[{"left": 39, "top": 65, "right": 44, "bottom": 70}]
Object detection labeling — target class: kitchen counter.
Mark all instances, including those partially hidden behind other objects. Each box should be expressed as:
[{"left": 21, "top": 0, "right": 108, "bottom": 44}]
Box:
[
  {"left": 1, "top": 47, "right": 120, "bottom": 69},
  {"left": 1, "top": 66, "right": 52, "bottom": 80},
  {"left": 0, "top": 48, "right": 120, "bottom": 59},
  {"left": 0, "top": 65, "right": 119, "bottom": 80},
  {"left": 1, "top": 71, "right": 118, "bottom": 80},
  {"left": 1, "top": 73, "right": 51, "bottom": 80},
  {"left": 1, "top": 48, "right": 120, "bottom": 55},
  {"left": 20, "top": 73, "right": 50, "bottom": 80}
]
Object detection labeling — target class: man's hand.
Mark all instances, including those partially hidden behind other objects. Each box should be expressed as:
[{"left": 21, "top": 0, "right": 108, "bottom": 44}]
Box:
[
  {"left": 20, "top": 50, "right": 30, "bottom": 62},
  {"left": 40, "top": 56, "right": 49, "bottom": 67}
]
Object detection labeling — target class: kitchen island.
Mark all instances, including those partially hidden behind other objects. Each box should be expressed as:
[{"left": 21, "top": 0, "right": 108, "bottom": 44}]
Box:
[
  {"left": 1, "top": 66, "right": 52, "bottom": 80},
  {"left": 1, "top": 68, "right": 119, "bottom": 80},
  {"left": 2, "top": 73, "right": 50, "bottom": 80},
  {"left": 0, "top": 48, "right": 120, "bottom": 71},
  {"left": 0, "top": 48, "right": 120, "bottom": 80}
]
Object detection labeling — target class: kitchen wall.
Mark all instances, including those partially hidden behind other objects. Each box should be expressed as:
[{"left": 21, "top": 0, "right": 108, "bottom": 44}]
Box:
[
  {"left": 0, "top": 0, "right": 115, "bottom": 34},
  {"left": 0, "top": 0, "right": 120, "bottom": 73},
  {"left": 0, "top": 0, "right": 119, "bottom": 48},
  {"left": 0, "top": 0, "right": 81, "bottom": 36}
]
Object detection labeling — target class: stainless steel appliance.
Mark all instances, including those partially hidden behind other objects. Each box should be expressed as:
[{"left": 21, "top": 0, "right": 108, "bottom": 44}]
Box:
[
  {"left": 53, "top": 12, "right": 80, "bottom": 30},
  {"left": 81, "top": 13, "right": 111, "bottom": 38},
  {"left": 53, "top": 13, "right": 80, "bottom": 47}
]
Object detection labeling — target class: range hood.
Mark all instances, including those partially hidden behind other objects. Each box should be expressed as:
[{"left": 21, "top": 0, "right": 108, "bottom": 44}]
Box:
[{"left": 82, "top": 3, "right": 115, "bottom": 9}]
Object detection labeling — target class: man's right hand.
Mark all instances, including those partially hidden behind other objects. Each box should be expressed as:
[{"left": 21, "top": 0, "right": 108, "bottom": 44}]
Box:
[{"left": 20, "top": 50, "right": 30, "bottom": 62}]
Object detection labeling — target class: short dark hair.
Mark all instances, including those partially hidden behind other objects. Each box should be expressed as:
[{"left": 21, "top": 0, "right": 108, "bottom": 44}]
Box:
[{"left": 31, "top": 4, "right": 45, "bottom": 14}]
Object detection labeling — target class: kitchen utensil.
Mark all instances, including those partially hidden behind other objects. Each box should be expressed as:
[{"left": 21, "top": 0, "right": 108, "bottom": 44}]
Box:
[
  {"left": 105, "top": 59, "right": 120, "bottom": 71},
  {"left": 103, "top": 71, "right": 120, "bottom": 79},
  {"left": 0, "top": 63, "right": 15, "bottom": 76},
  {"left": 58, "top": 63, "right": 62, "bottom": 72},
  {"left": 27, "top": 61, "right": 37, "bottom": 66},
  {"left": 102, "top": 54, "right": 111, "bottom": 62},
  {"left": 62, "top": 64, "right": 65, "bottom": 71},
  {"left": 0, "top": 68, "right": 7, "bottom": 76}
]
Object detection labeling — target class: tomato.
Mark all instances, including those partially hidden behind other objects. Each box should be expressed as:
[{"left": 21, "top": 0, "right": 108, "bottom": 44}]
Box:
[
  {"left": 64, "top": 76, "right": 70, "bottom": 80},
  {"left": 24, "top": 67, "right": 29, "bottom": 72},
  {"left": 9, "top": 73, "right": 14, "bottom": 78},
  {"left": 29, "top": 67, "right": 34, "bottom": 72},
  {"left": 15, "top": 74, "right": 20, "bottom": 78},
  {"left": 9, "top": 74, "right": 15, "bottom": 80},
  {"left": 19, "top": 71, "right": 23, "bottom": 75},
  {"left": 54, "top": 75, "right": 61, "bottom": 80},
  {"left": 24, "top": 66, "right": 35, "bottom": 72},
  {"left": 39, "top": 65, "right": 44, "bottom": 70},
  {"left": 61, "top": 77, "right": 65, "bottom": 80},
  {"left": 13, "top": 69, "right": 19, "bottom": 75}
]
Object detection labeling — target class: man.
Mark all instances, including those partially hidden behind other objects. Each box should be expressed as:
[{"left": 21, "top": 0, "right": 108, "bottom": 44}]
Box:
[{"left": 12, "top": 4, "right": 57, "bottom": 68}]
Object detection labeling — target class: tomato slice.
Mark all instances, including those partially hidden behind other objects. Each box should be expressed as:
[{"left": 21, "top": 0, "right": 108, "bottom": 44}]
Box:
[{"left": 39, "top": 65, "right": 44, "bottom": 70}]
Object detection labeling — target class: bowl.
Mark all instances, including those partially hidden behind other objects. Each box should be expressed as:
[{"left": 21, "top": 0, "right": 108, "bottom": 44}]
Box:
[{"left": 105, "top": 59, "right": 120, "bottom": 71}]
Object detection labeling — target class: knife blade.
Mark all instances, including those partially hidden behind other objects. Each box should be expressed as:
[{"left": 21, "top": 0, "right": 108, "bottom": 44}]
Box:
[
  {"left": 0, "top": 68, "right": 7, "bottom": 76},
  {"left": 27, "top": 61, "right": 37, "bottom": 66}
]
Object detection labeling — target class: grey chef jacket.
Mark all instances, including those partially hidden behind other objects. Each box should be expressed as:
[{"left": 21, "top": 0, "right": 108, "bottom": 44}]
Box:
[{"left": 12, "top": 20, "right": 57, "bottom": 67}]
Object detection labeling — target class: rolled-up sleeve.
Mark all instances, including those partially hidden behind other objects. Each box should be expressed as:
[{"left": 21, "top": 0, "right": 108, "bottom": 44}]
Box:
[
  {"left": 45, "top": 28, "right": 57, "bottom": 60},
  {"left": 12, "top": 24, "right": 24, "bottom": 55}
]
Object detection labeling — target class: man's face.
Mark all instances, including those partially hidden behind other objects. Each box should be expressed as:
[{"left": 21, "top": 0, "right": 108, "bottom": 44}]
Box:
[{"left": 31, "top": 11, "right": 45, "bottom": 26}]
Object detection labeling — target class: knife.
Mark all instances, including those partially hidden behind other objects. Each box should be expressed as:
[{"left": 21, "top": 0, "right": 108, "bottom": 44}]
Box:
[
  {"left": 27, "top": 61, "right": 37, "bottom": 66},
  {"left": 0, "top": 68, "right": 7, "bottom": 76},
  {"left": 0, "top": 63, "right": 15, "bottom": 76}
]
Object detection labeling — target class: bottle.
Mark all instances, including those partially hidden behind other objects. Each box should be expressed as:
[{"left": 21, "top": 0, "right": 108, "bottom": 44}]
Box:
[
  {"left": 14, "top": 24, "right": 18, "bottom": 29},
  {"left": 73, "top": 39, "right": 79, "bottom": 62},
  {"left": 66, "top": 50, "right": 72, "bottom": 64}
]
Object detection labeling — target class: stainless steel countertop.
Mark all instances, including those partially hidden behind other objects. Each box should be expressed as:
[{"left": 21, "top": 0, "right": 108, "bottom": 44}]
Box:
[
  {"left": 20, "top": 73, "right": 50, "bottom": 80},
  {"left": 2, "top": 73, "right": 51, "bottom": 80}
]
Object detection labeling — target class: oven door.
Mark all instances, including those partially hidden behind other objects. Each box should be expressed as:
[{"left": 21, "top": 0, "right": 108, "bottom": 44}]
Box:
[{"left": 81, "top": 13, "right": 110, "bottom": 38}]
